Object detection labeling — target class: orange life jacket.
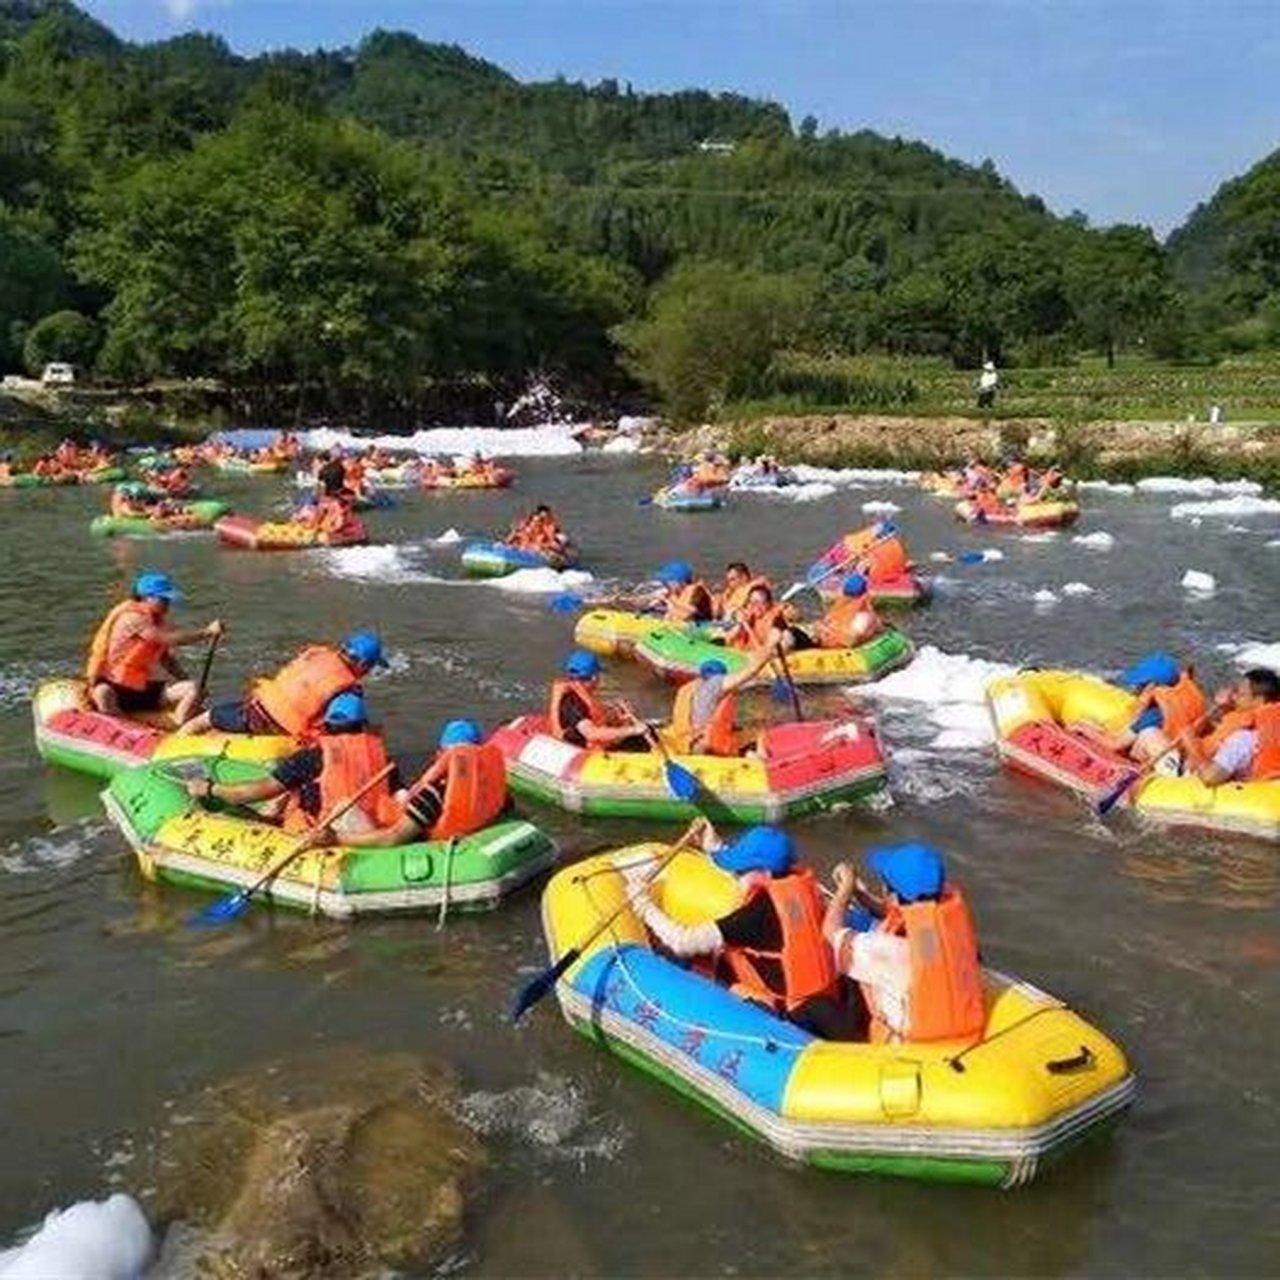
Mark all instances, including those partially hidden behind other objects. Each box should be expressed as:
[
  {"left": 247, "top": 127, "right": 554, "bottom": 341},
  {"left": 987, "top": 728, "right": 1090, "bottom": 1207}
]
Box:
[
  {"left": 1152, "top": 672, "right": 1208, "bottom": 740},
  {"left": 858, "top": 537, "right": 908, "bottom": 583},
  {"left": 864, "top": 887, "right": 985, "bottom": 1045},
  {"left": 548, "top": 678, "right": 610, "bottom": 742},
  {"left": 670, "top": 678, "right": 737, "bottom": 756},
  {"left": 813, "top": 595, "right": 880, "bottom": 650},
  {"left": 722, "top": 870, "right": 839, "bottom": 1012},
  {"left": 730, "top": 603, "right": 786, "bottom": 651},
  {"left": 717, "top": 576, "right": 769, "bottom": 621},
  {"left": 252, "top": 645, "right": 359, "bottom": 739},
  {"left": 282, "top": 732, "right": 399, "bottom": 833},
  {"left": 405, "top": 742, "right": 509, "bottom": 838},
  {"left": 86, "top": 600, "right": 167, "bottom": 691},
  {"left": 664, "top": 581, "right": 713, "bottom": 623},
  {"left": 1200, "top": 707, "right": 1256, "bottom": 757},
  {"left": 1249, "top": 704, "right": 1280, "bottom": 781}
]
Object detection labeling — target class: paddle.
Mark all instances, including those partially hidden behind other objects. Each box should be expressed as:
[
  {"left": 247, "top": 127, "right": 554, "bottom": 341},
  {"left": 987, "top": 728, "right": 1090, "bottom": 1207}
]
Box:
[
  {"left": 783, "top": 526, "right": 899, "bottom": 604},
  {"left": 770, "top": 645, "right": 804, "bottom": 720},
  {"left": 618, "top": 700, "right": 698, "bottom": 801},
  {"left": 190, "top": 762, "right": 395, "bottom": 925},
  {"left": 548, "top": 584, "right": 662, "bottom": 615},
  {"left": 193, "top": 629, "right": 221, "bottom": 708},
  {"left": 511, "top": 822, "right": 700, "bottom": 1022},
  {"left": 1096, "top": 707, "right": 1217, "bottom": 816}
]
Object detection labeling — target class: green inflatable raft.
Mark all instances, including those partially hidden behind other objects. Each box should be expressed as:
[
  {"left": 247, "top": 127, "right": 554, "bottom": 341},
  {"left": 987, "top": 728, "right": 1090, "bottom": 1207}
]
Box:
[
  {"left": 90, "top": 499, "right": 230, "bottom": 537},
  {"left": 102, "top": 758, "right": 558, "bottom": 919}
]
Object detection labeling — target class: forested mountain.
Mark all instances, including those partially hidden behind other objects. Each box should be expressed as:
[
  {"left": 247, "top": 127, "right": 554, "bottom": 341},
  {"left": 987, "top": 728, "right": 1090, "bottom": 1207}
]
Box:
[{"left": 0, "top": 0, "right": 1270, "bottom": 421}]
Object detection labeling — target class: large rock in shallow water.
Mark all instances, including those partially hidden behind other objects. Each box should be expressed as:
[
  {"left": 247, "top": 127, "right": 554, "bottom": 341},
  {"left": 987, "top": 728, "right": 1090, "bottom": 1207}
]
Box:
[{"left": 140, "top": 1046, "right": 485, "bottom": 1278}]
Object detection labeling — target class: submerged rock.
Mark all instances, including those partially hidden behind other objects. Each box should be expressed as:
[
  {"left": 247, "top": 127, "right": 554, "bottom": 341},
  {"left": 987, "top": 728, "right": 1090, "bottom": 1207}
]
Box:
[{"left": 140, "top": 1046, "right": 485, "bottom": 1279}]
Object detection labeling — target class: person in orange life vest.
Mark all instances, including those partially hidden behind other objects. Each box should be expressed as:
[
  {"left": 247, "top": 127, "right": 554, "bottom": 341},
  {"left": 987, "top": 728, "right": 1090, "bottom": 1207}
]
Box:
[
  {"left": 110, "top": 483, "right": 154, "bottom": 519},
  {"left": 1080, "top": 652, "right": 1207, "bottom": 767},
  {"left": 86, "top": 572, "right": 223, "bottom": 723},
  {"left": 822, "top": 842, "right": 985, "bottom": 1045},
  {"left": 726, "top": 583, "right": 806, "bottom": 655},
  {"left": 622, "top": 822, "right": 866, "bottom": 1041},
  {"left": 806, "top": 573, "right": 882, "bottom": 650},
  {"left": 666, "top": 651, "right": 778, "bottom": 757},
  {"left": 854, "top": 520, "right": 909, "bottom": 583},
  {"left": 186, "top": 691, "right": 401, "bottom": 837},
  {"left": 549, "top": 650, "right": 650, "bottom": 751},
  {"left": 176, "top": 629, "right": 387, "bottom": 737},
  {"left": 715, "top": 562, "right": 769, "bottom": 622},
  {"left": 300, "top": 718, "right": 510, "bottom": 849},
  {"left": 650, "top": 562, "right": 715, "bottom": 624},
  {"left": 1183, "top": 668, "right": 1280, "bottom": 785}
]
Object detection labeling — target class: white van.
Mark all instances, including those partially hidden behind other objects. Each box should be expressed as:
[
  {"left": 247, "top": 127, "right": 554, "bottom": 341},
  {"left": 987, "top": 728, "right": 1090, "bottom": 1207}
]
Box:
[{"left": 40, "top": 363, "right": 75, "bottom": 386}]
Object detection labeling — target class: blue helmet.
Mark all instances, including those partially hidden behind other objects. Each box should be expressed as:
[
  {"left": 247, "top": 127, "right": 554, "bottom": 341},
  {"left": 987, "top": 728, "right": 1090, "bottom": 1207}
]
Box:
[
  {"left": 563, "top": 649, "right": 601, "bottom": 679},
  {"left": 875, "top": 520, "right": 898, "bottom": 538},
  {"left": 342, "top": 630, "right": 388, "bottom": 670},
  {"left": 298, "top": 492, "right": 318, "bottom": 507},
  {"left": 656, "top": 560, "right": 694, "bottom": 586},
  {"left": 1119, "top": 652, "right": 1179, "bottom": 692},
  {"left": 867, "top": 842, "right": 945, "bottom": 903},
  {"left": 323, "top": 690, "right": 368, "bottom": 729},
  {"left": 439, "top": 718, "right": 482, "bottom": 747},
  {"left": 841, "top": 572, "right": 869, "bottom": 597},
  {"left": 133, "top": 571, "right": 180, "bottom": 603},
  {"left": 674, "top": 464, "right": 694, "bottom": 480},
  {"left": 713, "top": 826, "right": 796, "bottom": 877},
  {"left": 699, "top": 659, "right": 728, "bottom": 678}
]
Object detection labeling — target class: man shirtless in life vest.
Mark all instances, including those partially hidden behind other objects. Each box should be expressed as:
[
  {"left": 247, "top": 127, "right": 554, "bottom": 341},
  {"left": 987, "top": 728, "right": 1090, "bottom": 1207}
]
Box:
[
  {"left": 623, "top": 821, "right": 866, "bottom": 1041},
  {"left": 822, "top": 842, "right": 985, "bottom": 1046},
  {"left": 86, "top": 572, "right": 223, "bottom": 724}
]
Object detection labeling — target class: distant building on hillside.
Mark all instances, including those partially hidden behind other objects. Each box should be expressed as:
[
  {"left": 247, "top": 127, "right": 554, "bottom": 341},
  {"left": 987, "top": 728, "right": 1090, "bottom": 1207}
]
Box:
[{"left": 697, "top": 139, "right": 736, "bottom": 155}]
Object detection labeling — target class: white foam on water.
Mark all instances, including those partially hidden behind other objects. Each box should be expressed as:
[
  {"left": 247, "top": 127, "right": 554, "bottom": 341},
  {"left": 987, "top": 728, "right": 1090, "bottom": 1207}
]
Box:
[
  {"left": 1061, "top": 581, "right": 1095, "bottom": 596},
  {"left": 860, "top": 500, "right": 901, "bottom": 514},
  {"left": 1137, "top": 476, "right": 1263, "bottom": 497},
  {"left": 980, "top": 549, "right": 1004, "bottom": 562},
  {"left": 318, "top": 545, "right": 441, "bottom": 584},
  {"left": 1019, "top": 532, "right": 1059, "bottom": 544},
  {"left": 1170, "top": 496, "right": 1280, "bottom": 520},
  {"left": 854, "top": 644, "right": 1013, "bottom": 750},
  {"left": 1230, "top": 641, "right": 1280, "bottom": 671},
  {"left": 789, "top": 464, "right": 919, "bottom": 487},
  {"left": 0, "top": 1194, "right": 151, "bottom": 1280},
  {"left": 432, "top": 527, "right": 463, "bottom": 544},
  {"left": 1072, "top": 531, "right": 1115, "bottom": 550},
  {"left": 616, "top": 415, "right": 655, "bottom": 434},
  {"left": 601, "top": 435, "right": 641, "bottom": 454},
  {"left": 928, "top": 551, "right": 952, "bottom": 563},
  {"left": 487, "top": 567, "right": 595, "bottom": 595},
  {"left": 1, "top": 820, "right": 100, "bottom": 876},
  {"left": 1078, "top": 479, "right": 1136, "bottom": 495},
  {"left": 1033, "top": 589, "right": 1059, "bottom": 605},
  {"left": 301, "top": 424, "right": 584, "bottom": 458},
  {"left": 1181, "top": 569, "right": 1216, "bottom": 594}
]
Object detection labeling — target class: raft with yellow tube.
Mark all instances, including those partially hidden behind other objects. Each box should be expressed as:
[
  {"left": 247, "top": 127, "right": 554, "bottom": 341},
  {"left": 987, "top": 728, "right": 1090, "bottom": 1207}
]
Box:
[
  {"left": 489, "top": 714, "right": 886, "bottom": 822},
  {"left": 986, "top": 668, "right": 1280, "bottom": 839},
  {"left": 214, "top": 513, "right": 368, "bottom": 549},
  {"left": 540, "top": 844, "right": 1135, "bottom": 1186},
  {"left": 955, "top": 497, "right": 1080, "bottom": 528},
  {"left": 102, "top": 759, "right": 555, "bottom": 919},
  {"left": 573, "top": 608, "right": 697, "bottom": 659},
  {"left": 31, "top": 678, "right": 293, "bottom": 782}
]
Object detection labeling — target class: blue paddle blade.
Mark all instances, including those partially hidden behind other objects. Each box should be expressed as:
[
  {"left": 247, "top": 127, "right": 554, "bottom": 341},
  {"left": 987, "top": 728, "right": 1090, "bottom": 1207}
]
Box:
[
  {"left": 189, "top": 889, "right": 252, "bottom": 927},
  {"left": 1097, "top": 771, "right": 1139, "bottom": 816},
  {"left": 770, "top": 677, "right": 793, "bottom": 703},
  {"left": 636, "top": 496, "right": 653, "bottom": 507},
  {"left": 511, "top": 948, "right": 578, "bottom": 1022},
  {"left": 663, "top": 760, "right": 699, "bottom": 802},
  {"left": 958, "top": 550, "right": 986, "bottom": 564},
  {"left": 550, "top": 593, "right": 585, "bottom": 613}
]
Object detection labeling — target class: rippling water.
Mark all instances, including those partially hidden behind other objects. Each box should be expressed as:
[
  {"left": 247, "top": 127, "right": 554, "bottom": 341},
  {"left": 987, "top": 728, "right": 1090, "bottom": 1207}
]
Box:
[{"left": 1, "top": 459, "right": 1278, "bottom": 1275}]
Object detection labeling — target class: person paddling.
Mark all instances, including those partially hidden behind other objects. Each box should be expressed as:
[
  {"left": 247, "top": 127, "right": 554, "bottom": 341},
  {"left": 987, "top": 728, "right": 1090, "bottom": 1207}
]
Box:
[
  {"left": 548, "top": 650, "right": 650, "bottom": 751},
  {"left": 86, "top": 572, "right": 223, "bottom": 724},
  {"left": 664, "top": 651, "right": 779, "bottom": 757}
]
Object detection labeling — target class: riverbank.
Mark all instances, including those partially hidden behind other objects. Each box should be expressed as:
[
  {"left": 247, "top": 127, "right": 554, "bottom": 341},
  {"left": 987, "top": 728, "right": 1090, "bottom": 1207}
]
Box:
[{"left": 668, "top": 412, "right": 1280, "bottom": 487}]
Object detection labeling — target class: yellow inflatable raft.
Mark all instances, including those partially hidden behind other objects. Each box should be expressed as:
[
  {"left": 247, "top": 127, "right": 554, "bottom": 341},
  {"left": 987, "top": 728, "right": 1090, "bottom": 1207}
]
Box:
[
  {"left": 540, "top": 844, "right": 1135, "bottom": 1186},
  {"left": 987, "top": 668, "right": 1280, "bottom": 839}
]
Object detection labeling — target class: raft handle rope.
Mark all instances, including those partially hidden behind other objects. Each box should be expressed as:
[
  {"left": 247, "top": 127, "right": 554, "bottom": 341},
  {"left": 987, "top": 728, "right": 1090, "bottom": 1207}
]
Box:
[
  {"left": 945, "top": 1004, "right": 1064, "bottom": 1073},
  {"left": 436, "top": 837, "right": 458, "bottom": 931},
  {"left": 1046, "top": 1045, "right": 1094, "bottom": 1075},
  {"left": 579, "top": 860, "right": 805, "bottom": 1059}
]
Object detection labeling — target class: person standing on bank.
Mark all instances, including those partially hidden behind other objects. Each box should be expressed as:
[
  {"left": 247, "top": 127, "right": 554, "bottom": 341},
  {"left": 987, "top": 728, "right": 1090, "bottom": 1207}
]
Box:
[{"left": 976, "top": 360, "right": 999, "bottom": 411}]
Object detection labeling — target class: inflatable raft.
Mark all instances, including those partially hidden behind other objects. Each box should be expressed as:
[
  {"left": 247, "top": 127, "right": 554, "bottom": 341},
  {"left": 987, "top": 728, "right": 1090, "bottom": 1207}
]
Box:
[
  {"left": 634, "top": 625, "right": 914, "bottom": 687},
  {"left": 0, "top": 466, "right": 125, "bottom": 489},
  {"left": 919, "top": 471, "right": 971, "bottom": 498},
  {"left": 651, "top": 485, "right": 723, "bottom": 512},
  {"left": 955, "top": 498, "right": 1080, "bottom": 529},
  {"left": 540, "top": 845, "right": 1135, "bottom": 1186},
  {"left": 215, "top": 513, "right": 368, "bottom": 549},
  {"left": 987, "top": 669, "right": 1280, "bottom": 839},
  {"left": 461, "top": 539, "right": 579, "bottom": 578},
  {"left": 573, "top": 608, "right": 672, "bottom": 659},
  {"left": 90, "top": 499, "right": 230, "bottom": 538},
  {"left": 489, "top": 713, "right": 886, "bottom": 822},
  {"left": 420, "top": 467, "right": 513, "bottom": 490},
  {"left": 212, "top": 455, "right": 288, "bottom": 475},
  {"left": 102, "top": 760, "right": 556, "bottom": 919},
  {"left": 32, "top": 679, "right": 292, "bottom": 781}
]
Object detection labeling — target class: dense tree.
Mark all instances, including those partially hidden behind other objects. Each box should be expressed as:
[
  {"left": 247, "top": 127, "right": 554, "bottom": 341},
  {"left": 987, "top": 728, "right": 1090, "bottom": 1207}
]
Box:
[{"left": 21, "top": 305, "right": 96, "bottom": 371}]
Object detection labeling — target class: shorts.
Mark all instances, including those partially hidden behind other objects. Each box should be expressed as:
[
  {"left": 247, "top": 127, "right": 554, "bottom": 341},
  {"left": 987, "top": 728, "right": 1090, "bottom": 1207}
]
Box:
[
  {"left": 208, "top": 698, "right": 283, "bottom": 735},
  {"left": 106, "top": 680, "right": 166, "bottom": 713}
]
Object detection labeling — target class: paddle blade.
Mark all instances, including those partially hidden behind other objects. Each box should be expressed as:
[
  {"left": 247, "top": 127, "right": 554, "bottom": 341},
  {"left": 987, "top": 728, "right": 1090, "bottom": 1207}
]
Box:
[
  {"left": 511, "top": 948, "right": 579, "bottom": 1022},
  {"left": 189, "top": 887, "right": 252, "bottom": 927},
  {"left": 550, "top": 593, "right": 585, "bottom": 613},
  {"left": 662, "top": 759, "right": 700, "bottom": 802},
  {"left": 769, "top": 677, "right": 793, "bottom": 704},
  {"left": 636, "top": 495, "right": 653, "bottom": 507},
  {"left": 1097, "top": 771, "right": 1139, "bottom": 816},
  {"left": 958, "top": 550, "right": 986, "bottom": 564}
]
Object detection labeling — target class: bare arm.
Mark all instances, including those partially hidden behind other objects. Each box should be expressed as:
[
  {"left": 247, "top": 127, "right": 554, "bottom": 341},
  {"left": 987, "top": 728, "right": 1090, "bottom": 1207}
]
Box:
[{"left": 188, "top": 776, "right": 287, "bottom": 805}]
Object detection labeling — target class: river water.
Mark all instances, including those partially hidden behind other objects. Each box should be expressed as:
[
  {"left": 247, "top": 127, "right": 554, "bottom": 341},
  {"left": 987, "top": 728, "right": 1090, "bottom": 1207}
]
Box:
[{"left": 1, "top": 456, "right": 1278, "bottom": 1276}]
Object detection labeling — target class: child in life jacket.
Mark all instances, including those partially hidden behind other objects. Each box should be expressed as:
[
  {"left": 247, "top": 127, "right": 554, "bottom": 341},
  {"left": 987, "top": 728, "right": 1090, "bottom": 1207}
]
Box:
[
  {"left": 623, "top": 821, "right": 866, "bottom": 1041},
  {"left": 1183, "top": 668, "right": 1280, "bottom": 785},
  {"left": 822, "top": 842, "right": 985, "bottom": 1045}
]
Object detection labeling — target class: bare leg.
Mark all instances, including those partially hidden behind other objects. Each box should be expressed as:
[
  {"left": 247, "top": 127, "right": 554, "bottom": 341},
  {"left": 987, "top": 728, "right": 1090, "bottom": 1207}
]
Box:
[
  {"left": 173, "top": 709, "right": 213, "bottom": 737},
  {"left": 164, "top": 679, "right": 199, "bottom": 726},
  {"left": 90, "top": 682, "right": 120, "bottom": 715}
]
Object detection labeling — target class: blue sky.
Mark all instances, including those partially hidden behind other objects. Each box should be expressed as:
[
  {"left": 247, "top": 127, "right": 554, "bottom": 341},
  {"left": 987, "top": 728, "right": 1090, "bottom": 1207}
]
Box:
[{"left": 82, "top": 0, "right": 1280, "bottom": 235}]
